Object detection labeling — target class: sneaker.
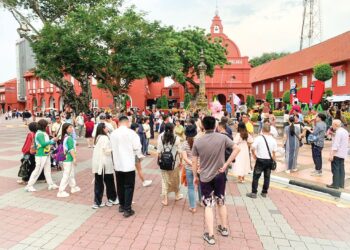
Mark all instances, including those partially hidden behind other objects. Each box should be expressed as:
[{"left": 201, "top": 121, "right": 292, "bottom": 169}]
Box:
[
  {"left": 203, "top": 232, "right": 215, "bottom": 245},
  {"left": 285, "top": 170, "right": 291, "bottom": 174},
  {"left": 71, "top": 186, "right": 81, "bottom": 193},
  {"left": 217, "top": 225, "right": 229, "bottom": 237},
  {"left": 311, "top": 171, "right": 322, "bottom": 176},
  {"left": 261, "top": 193, "right": 267, "bottom": 198},
  {"left": 142, "top": 180, "right": 152, "bottom": 187},
  {"left": 48, "top": 184, "right": 59, "bottom": 190},
  {"left": 25, "top": 186, "right": 36, "bottom": 192},
  {"left": 91, "top": 203, "right": 105, "bottom": 209},
  {"left": 57, "top": 191, "right": 70, "bottom": 198},
  {"left": 246, "top": 193, "right": 257, "bottom": 199},
  {"left": 118, "top": 206, "right": 125, "bottom": 213},
  {"left": 291, "top": 168, "right": 298, "bottom": 172},
  {"left": 112, "top": 198, "right": 119, "bottom": 205},
  {"left": 105, "top": 200, "right": 113, "bottom": 207}
]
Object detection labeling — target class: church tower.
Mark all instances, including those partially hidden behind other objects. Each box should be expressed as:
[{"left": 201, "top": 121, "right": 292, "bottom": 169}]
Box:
[{"left": 210, "top": 10, "right": 223, "bottom": 35}]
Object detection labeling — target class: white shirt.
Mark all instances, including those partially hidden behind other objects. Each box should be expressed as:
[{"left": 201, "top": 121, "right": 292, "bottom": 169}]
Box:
[
  {"left": 92, "top": 121, "right": 114, "bottom": 137},
  {"left": 252, "top": 134, "right": 277, "bottom": 159},
  {"left": 110, "top": 125, "right": 142, "bottom": 172}
]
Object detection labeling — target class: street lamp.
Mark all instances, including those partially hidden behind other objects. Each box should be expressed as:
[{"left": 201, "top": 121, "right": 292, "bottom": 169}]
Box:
[{"left": 309, "top": 82, "right": 315, "bottom": 109}]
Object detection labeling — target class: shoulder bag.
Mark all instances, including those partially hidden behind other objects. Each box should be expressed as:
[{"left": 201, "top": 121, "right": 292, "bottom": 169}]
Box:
[{"left": 261, "top": 135, "right": 277, "bottom": 170}]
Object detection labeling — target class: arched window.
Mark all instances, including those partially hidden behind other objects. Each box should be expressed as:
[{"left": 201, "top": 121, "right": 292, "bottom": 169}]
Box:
[{"left": 169, "top": 89, "right": 173, "bottom": 97}]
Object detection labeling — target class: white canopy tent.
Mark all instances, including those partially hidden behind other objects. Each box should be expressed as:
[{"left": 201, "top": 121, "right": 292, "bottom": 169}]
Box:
[{"left": 326, "top": 95, "right": 350, "bottom": 102}]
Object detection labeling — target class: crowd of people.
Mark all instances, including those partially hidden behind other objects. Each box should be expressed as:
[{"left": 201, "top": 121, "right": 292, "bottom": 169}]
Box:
[{"left": 16, "top": 101, "right": 350, "bottom": 245}]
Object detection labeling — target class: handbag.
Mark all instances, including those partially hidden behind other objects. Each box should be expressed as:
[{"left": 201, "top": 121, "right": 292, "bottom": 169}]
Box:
[
  {"left": 261, "top": 135, "right": 277, "bottom": 170},
  {"left": 18, "top": 157, "right": 30, "bottom": 178}
]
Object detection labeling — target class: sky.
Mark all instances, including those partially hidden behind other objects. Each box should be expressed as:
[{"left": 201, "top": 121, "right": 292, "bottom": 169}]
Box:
[{"left": 0, "top": 0, "right": 350, "bottom": 83}]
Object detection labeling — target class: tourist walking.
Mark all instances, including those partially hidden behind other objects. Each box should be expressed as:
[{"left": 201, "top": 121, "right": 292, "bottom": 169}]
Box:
[
  {"left": 51, "top": 115, "right": 63, "bottom": 144},
  {"left": 130, "top": 123, "right": 152, "bottom": 187},
  {"left": 157, "top": 123, "right": 183, "bottom": 206},
  {"left": 233, "top": 122, "right": 253, "bottom": 183},
  {"left": 307, "top": 113, "right": 327, "bottom": 176},
  {"left": 91, "top": 123, "right": 118, "bottom": 208},
  {"left": 192, "top": 116, "right": 240, "bottom": 245},
  {"left": 85, "top": 116, "right": 95, "bottom": 148},
  {"left": 75, "top": 112, "right": 85, "bottom": 138},
  {"left": 174, "top": 119, "right": 185, "bottom": 142},
  {"left": 246, "top": 123, "right": 277, "bottom": 199},
  {"left": 284, "top": 116, "right": 301, "bottom": 173},
  {"left": 181, "top": 125, "right": 198, "bottom": 213},
  {"left": 110, "top": 116, "right": 142, "bottom": 218},
  {"left": 242, "top": 113, "right": 254, "bottom": 135},
  {"left": 142, "top": 117, "right": 151, "bottom": 155},
  {"left": 327, "top": 119, "right": 349, "bottom": 189},
  {"left": 57, "top": 123, "right": 80, "bottom": 198},
  {"left": 25, "top": 119, "right": 59, "bottom": 192}
]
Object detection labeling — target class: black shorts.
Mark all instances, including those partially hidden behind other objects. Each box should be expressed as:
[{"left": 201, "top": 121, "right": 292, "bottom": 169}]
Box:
[{"left": 200, "top": 173, "right": 226, "bottom": 207}]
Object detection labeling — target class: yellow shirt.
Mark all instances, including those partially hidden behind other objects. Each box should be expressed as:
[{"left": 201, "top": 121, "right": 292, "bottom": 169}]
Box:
[{"left": 245, "top": 122, "right": 254, "bottom": 134}]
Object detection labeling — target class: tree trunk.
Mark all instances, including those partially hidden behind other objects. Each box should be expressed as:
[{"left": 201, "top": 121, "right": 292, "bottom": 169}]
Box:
[{"left": 186, "top": 78, "right": 199, "bottom": 97}]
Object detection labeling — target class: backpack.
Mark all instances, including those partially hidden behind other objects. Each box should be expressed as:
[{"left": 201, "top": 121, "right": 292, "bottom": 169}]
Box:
[
  {"left": 55, "top": 136, "right": 67, "bottom": 162},
  {"left": 158, "top": 136, "right": 177, "bottom": 171}
]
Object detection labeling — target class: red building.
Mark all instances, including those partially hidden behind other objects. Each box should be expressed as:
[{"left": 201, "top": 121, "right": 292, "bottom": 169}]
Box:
[
  {"left": 0, "top": 78, "right": 25, "bottom": 112},
  {"left": 250, "top": 31, "right": 350, "bottom": 103},
  {"left": 18, "top": 13, "right": 252, "bottom": 112}
]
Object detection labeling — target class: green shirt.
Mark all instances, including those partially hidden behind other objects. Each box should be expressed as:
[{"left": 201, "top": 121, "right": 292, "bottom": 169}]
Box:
[
  {"left": 35, "top": 130, "right": 55, "bottom": 157},
  {"left": 63, "top": 136, "right": 75, "bottom": 162}
]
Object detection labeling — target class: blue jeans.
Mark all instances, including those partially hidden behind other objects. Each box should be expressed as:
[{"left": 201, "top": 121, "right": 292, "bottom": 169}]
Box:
[
  {"left": 185, "top": 168, "right": 196, "bottom": 208},
  {"left": 311, "top": 144, "right": 323, "bottom": 171}
]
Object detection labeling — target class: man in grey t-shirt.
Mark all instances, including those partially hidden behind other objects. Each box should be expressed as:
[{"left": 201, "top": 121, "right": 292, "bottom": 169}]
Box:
[
  {"left": 192, "top": 116, "right": 240, "bottom": 245},
  {"left": 308, "top": 113, "right": 327, "bottom": 176}
]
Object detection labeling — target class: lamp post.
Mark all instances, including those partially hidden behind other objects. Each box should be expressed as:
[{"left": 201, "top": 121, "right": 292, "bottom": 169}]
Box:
[
  {"left": 195, "top": 49, "right": 209, "bottom": 114},
  {"left": 309, "top": 82, "right": 315, "bottom": 109}
]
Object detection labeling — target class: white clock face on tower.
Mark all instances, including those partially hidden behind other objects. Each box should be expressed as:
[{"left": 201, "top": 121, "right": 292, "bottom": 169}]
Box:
[{"left": 214, "top": 25, "right": 220, "bottom": 33}]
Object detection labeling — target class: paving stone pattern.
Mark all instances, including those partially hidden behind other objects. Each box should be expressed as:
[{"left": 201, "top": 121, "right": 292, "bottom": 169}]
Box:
[{"left": 0, "top": 118, "right": 349, "bottom": 250}]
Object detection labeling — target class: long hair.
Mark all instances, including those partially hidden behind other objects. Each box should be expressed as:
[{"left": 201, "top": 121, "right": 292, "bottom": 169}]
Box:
[
  {"left": 237, "top": 122, "right": 248, "bottom": 141},
  {"left": 94, "top": 123, "right": 107, "bottom": 145},
  {"left": 186, "top": 136, "right": 194, "bottom": 149},
  {"left": 335, "top": 110, "right": 342, "bottom": 120},
  {"left": 61, "top": 123, "right": 73, "bottom": 141},
  {"left": 163, "top": 123, "right": 175, "bottom": 144},
  {"left": 289, "top": 116, "right": 295, "bottom": 136}
]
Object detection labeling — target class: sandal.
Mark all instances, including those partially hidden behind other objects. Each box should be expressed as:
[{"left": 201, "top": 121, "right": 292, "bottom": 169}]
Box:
[
  {"left": 175, "top": 194, "right": 183, "bottom": 201},
  {"left": 189, "top": 208, "right": 196, "bottom": 213}
]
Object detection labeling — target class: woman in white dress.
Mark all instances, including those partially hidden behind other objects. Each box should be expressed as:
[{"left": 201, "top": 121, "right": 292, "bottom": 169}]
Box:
[{"left": 233, "top": 122, "right": 253, "bottom": 183}]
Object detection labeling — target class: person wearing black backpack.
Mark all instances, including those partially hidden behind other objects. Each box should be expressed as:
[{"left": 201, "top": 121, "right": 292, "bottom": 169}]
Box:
[{"left": 157, "top": 123, "right": 183, "bottom": 206}]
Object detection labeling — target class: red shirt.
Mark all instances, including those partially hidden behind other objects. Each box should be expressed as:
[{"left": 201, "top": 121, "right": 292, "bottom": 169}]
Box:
[
  {"left": 85, "top": 121, "right": 95, "bottom": 133},
  {"left": 22, "top": 132, "right": 34, "bottom": 154}
]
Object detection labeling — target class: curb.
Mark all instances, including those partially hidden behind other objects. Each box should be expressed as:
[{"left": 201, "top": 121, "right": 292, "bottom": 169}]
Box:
[{"left": 270, "top": 174, "right": 350, "bottom": 201}]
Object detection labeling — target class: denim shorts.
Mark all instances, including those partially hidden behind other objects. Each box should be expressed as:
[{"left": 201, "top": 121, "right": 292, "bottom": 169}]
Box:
[{"left": 200, "top": 172, "right": 226, "bottom": 207}]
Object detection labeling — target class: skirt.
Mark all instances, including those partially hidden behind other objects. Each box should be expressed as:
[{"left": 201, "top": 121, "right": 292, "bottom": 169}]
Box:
[
  {"left": 161, "top": 167, "right": 180, "bottom": 196},
  {"left": 85, "top": 130, "right": 93, "bottom": 138}
]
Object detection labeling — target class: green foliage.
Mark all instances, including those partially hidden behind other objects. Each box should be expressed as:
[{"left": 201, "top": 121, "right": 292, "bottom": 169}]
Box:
[
  {"left": 172, "top": 28, "right": 228, "bottom": 94},
  {"left": 313, "top": 64, "right": 333, "bottom": 82},
  {"left": 160, "top": 95, "right": 168, "bottom": 109},
  {"left": 156, "top": 98, "right": 162, "bottom": 109},
  {"left": 184, "top": 93, "right": 192, "bottom": 109},
  {"left": 249, "top": 52, "right": 289, "bottom": 68},
  {"left": 282, "top": 91, "right": 290, "bottom": 104},
  {"left": 266, "top": 90, "right": 274, "bottom": 110},
  {"left": 247, "top": 95, "right": 256, "bottom": 109},
  {"left": 246, "top": 95, "right": 251, "bottom": 108},
  {"left": 273, "top": 110, "right": 284, "bottom": 116},
  {"left": 250, "top": 113, "right": 259, "bottom": 122},
  {"left": 325, "top": 89, "right": 333, "bottom": 97},
  {"left": 251, "top": 96, "right": 256, "bottom": 107}
]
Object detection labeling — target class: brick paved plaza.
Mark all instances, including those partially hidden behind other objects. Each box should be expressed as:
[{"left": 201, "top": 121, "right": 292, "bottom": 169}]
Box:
[{"left": 0, "top": 117, "right": 350, "bottom": 250}]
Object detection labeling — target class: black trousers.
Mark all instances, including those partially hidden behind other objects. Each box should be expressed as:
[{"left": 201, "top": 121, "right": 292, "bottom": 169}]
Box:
[
  {"left": 252, "top": 158, "right": 272, "bottom": 194},
  {"left": 331, "top": 157, "right": 345, "bottom": 188},
  {"left": 311, "top": 144, "right": 323, "bottom": 171},
  {"left": 116, "top": 171, "right": 135, "bottom": 211},
  {"left": 150, "top": 123, "right": 155, "bottom": 139},
  {"left": 94, "top": 173, "right": 117, "bottom": 205},
  {"left": 23, "top": 154, "right": 45, "bottom": 182}
]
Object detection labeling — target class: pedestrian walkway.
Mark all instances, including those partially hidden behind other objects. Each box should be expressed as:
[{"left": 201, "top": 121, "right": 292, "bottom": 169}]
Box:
[{"left": 0, "top": 118, "right": 350, "bottom": 249}]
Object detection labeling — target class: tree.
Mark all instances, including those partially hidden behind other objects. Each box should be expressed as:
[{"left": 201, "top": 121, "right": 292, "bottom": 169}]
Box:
[
  {"left": 0, "top": 0, "right": 119, "bottom": 112},
  {"left": 172, "top": 28, "right": 228, "bottom": 95},
  {"left": 156, "top": 98, "right": 162, "bottom": 109},
  {"left": 324, "top": 89, "right": 333, "bottom": 97},
  {"left": 249, "top": 52, "right": 289, "bottom": 68},
  {"left": 266, "top": 90, "right": 274, "bottom": 110},
  {"left": 184, "top": 93, "right": 192, "bottom": 109},
  {"left": 160, "top": 95, "right": 168, "bottom": 109},
  {"left": 313, "top": 63, "right": 333, "bottom": 81},
  {"left": 246, "top": 95, "right": 252, "bottom": 108},
  {"left": 282, "top": 91, "right": 290, "bottom": 104}
]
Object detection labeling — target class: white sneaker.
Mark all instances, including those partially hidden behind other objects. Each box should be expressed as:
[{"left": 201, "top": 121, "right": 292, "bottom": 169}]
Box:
[
  {"left": 285, "top": 170, "right": 291, "bottom": 174},
  {"left": 70, "top": 186, "right": 81, "bottom": 193},
  {"left": 105, "top": 200, "right": 113, "bottom": 207},
  {"left": 57, "top": 191, "right": 70, "bottom": 198},
  {"left": 142, "top": 180, "right": 152, "bottom": 187},
  {"left": 25, "top": 186, "right": 36, "bottom": 192},
  {"left": 112, "top": 198, "right": 119, "bottom": 205},
  {"left": 48, "top": 184, "right": 59, "bottom": 190}
]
